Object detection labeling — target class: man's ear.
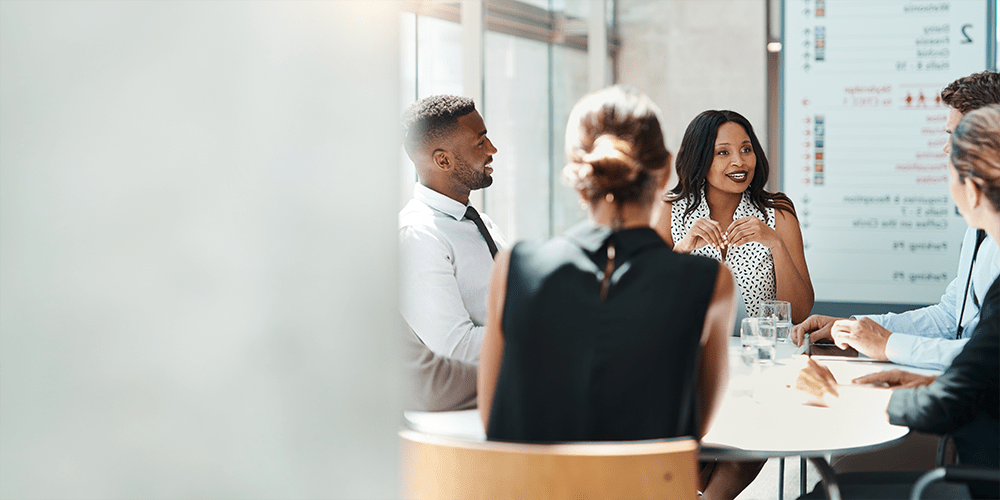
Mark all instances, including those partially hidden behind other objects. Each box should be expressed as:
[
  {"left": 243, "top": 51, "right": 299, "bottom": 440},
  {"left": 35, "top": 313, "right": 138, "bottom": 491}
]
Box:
[{"left": 432, "top": 149, "right": 451, "bottom": 171}]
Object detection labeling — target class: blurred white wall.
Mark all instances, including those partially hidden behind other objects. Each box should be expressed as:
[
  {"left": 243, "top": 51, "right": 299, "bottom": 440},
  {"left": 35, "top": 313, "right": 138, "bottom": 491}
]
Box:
[
  {"left": 0, "top": 2, "right": 400, "bottom": 499},
  {"left": 617, "top": 0, "right": 768, "bottom": 157}
]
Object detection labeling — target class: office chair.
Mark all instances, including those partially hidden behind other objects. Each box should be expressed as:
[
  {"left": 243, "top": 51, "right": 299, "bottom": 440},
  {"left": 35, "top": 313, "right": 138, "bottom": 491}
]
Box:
[
  {"left": 908, "top": 434, "right": 998, "bottom": 500},
  {"left": 802, "top": 434, "right": 999, "bottom": 500},
  {"left": 909, "top": 465, "right": 999, "bottom": 500},
  {"left": 399, "top": 429, "right": 699, "bottom": 500}
]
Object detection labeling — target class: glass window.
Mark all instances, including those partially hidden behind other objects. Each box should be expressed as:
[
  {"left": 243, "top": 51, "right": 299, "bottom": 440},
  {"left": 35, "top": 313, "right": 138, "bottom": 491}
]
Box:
[
  {"left": 399, "top": 12, "right": 418, "bottom": 206},
  {"left": 552, "top": 0, "right": 589, "bottom": 20},
  {"left": 400, "top": 13, "right": 417, "bottom": 108},
  {"left": 550, "top": 45, "right": 590, "bottom": 236},
  {"left": 483, "top": 32, "right": 551, "bottom": 241},
  {"left": 417, "top": 15, "right": 463, "bottom": 99},
  {"left": 398, "top": 1, "right": 612, "bottom": 235},
  {"left": 399, "top": 14, "right": 464, "bottom": 208},
  {"left": 519, "top": 0, "right": 553, "bottom": 11}
]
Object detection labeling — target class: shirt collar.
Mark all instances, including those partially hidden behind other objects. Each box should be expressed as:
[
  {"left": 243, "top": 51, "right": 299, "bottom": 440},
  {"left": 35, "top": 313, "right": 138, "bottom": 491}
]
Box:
[
  {"left": 563, "top": 220, "right": 612, "bottom": 253},
  {"left": 414, "top": 183, "right": 469, "bottom": 221},
  {"left": 563, "top": 219, "right": 667, "bottom": 260}
]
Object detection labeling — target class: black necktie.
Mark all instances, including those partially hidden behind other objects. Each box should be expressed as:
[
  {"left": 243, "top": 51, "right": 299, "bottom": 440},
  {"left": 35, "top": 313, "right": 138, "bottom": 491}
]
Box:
[
  {"left": 465, "top": 206, "right": 498, "bottom": 259},
  {"left": 956, "top": 229, "right": 988, "bottom": 339}
]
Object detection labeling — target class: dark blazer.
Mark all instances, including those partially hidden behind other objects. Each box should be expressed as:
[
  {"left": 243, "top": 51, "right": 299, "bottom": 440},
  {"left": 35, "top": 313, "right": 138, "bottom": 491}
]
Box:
[{"left": 887, "top": 276, "right": 999, "bottom": 468}]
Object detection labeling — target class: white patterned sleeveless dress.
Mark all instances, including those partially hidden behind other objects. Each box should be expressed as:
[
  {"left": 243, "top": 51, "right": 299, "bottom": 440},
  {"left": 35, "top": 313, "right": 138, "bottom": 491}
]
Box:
[{"left": 670, "top": 191, "right": 777, "bottom": 321}]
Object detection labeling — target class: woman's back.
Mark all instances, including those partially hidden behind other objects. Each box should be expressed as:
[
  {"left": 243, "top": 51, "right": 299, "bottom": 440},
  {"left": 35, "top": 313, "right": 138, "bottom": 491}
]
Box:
[{"left": 486, "top": 221, "right": 719, "bottom": 442}]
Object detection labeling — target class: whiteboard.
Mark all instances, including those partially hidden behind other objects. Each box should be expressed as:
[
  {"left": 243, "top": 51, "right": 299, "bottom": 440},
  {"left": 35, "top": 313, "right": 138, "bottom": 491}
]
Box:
[{"left": 781, "top": 0, "right": 994, "bottom": 303}]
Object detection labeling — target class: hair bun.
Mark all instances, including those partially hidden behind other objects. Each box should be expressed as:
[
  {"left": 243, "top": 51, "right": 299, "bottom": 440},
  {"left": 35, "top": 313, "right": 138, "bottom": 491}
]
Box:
[{"left": 579, "top": 134, "right": 641, "bottom": 191}]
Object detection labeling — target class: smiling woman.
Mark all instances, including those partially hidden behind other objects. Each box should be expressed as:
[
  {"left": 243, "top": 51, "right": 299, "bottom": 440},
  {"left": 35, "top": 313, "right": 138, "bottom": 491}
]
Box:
[
  {"left": 654, "top": 110, "right": 814, "bottom": 326},
  {"left": 652, "top": 109, "right": 816, "bottom": 500}
]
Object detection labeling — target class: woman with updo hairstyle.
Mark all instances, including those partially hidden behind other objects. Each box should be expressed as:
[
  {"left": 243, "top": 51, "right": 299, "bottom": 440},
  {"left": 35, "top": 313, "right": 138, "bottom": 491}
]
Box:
[
  {"left": 478, "top": 86, "right": 733, "bottom": 454},
  {"left": 655, "top": 110, "right": 814, "bottom": 326}
]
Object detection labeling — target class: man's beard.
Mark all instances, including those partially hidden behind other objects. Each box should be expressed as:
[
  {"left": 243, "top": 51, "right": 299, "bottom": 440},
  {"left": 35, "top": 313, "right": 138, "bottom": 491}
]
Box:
[{"left": 454, "top": 153, "right": 493, "bottom": 191}]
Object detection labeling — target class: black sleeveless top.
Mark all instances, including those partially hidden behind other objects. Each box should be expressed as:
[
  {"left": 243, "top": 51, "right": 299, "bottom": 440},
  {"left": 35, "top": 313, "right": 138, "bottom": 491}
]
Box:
[{"left": 486, "top": 221, "right": 719, "bottom": 442}]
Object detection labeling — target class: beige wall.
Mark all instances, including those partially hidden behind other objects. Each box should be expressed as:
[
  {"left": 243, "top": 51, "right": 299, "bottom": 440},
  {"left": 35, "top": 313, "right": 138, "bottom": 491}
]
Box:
[
  {"left": 0, "top": 2, "right": 400, "bottom": 498},
  {"left": 617, "top": 0, "right": 768, "bottom": 163}
]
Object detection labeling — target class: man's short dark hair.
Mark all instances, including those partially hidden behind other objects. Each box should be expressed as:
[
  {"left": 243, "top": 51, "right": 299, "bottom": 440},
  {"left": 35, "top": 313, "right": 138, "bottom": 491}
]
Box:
[
  {"left": 941, "top": 71, "right": 1000, "bottom": 114},
  {"left": 401, "top": 95, "right": 476, "bottom": 155}
]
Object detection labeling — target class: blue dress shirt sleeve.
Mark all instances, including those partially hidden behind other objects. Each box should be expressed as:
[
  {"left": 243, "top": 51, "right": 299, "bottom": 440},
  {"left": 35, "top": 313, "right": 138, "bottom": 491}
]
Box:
[
  {"left": 884, "top": 334, "right": 969, "bottom": 371},
  {"left": 860, "top": 228, "right": 1000, "bottom": 369}
]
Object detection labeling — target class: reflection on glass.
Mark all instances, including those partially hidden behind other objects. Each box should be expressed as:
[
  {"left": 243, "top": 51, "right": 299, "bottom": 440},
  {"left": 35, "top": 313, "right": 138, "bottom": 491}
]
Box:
[
  {"left": 397, "top": 3, "right": 609, "bottom": 236},
  {"left": 399, "top": 14, "right": 464, "bottom": 208},
  {"left": 417, "top": 15, "right": 463, "bottom": 99},
  {"left": 484, "top": 32, "right": 550, "bottom": 241},
  {"left": 551, "top": 45, "right": 590, "bottom": 236},
  {"left": 399, "top": 12, "right": 418, "bottom": 207}
]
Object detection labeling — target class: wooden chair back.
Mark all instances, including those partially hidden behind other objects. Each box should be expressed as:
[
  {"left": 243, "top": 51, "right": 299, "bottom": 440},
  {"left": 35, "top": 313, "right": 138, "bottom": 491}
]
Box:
[{"left": 399, "top": 429, "right": 699, "bottom": 500}]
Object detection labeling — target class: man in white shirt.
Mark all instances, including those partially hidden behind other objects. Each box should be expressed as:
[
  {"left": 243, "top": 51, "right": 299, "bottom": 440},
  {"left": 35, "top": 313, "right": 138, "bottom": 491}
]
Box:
[
  {"left": 399, "top": 95, "right": 507, "bottom": 377},
  {"left": 791, "top": 71, "right": 1000, "bottom": 370}
]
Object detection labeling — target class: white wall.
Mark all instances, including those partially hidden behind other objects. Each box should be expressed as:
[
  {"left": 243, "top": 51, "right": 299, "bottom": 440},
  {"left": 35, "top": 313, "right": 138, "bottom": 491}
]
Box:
[
  {"left": 0, "top": 2, "right": 400, "bottom": 498},
  {"left": 617, "top": 0, "right": 768, "bottom": 159}
]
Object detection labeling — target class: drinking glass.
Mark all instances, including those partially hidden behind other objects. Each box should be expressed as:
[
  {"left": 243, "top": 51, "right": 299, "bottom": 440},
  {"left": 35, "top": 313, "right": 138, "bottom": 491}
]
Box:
[
  {"left": 740, "top": 317, "right": 776, "bottom": 364},
  {"left": 761, "top": 300, "right": 792, "bottom": 344},
  {"left": 729, "top": 345, "right": 757, "bottom": 398}
]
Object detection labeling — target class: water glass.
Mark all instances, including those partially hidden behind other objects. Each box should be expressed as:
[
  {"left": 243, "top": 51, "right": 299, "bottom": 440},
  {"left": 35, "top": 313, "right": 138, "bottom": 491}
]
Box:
[
  {"left": 729, "top": 345, "right": 758, "bottom": 398},
  {"left": 740, "top": 317, "right": 776, "bottom": 364},
  {"left": 761, "top": 300, "right": 793, "bottom": 344}
]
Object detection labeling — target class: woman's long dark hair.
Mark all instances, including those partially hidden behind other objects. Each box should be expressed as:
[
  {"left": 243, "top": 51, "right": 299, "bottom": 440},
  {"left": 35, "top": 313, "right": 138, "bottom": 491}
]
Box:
[{"left": 668, "top": 110, "right": 794, "bottom": 221}]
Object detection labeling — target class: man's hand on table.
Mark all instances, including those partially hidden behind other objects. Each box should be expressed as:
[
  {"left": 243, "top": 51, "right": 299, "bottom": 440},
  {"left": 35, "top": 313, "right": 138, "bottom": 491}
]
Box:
[
  {"left": 830, "top": 318, "right": 892, "bottom": 360},
  {"left": 790, "top": 314, "right": 842, "bottom": 346},
  {"left": 852, "top": 369, "right": 937, "bottom": 389}
]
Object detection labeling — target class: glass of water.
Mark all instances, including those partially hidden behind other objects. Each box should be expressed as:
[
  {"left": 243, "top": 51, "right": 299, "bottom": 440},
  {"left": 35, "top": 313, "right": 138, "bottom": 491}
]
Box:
[
  {"left": 761, "top": 300, "right": 792, "bottom": 344},
  {"left": 740, "top": 317, "right": 776, "bottom": 364}
]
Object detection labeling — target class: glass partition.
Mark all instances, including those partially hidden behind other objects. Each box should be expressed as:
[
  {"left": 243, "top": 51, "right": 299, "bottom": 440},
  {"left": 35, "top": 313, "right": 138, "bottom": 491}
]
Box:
[
  {"left": 399, "top": 0, "right": 613, "bottom": 240},
  {"left": 550, "top": 46, "right": 590, "bottom": 236},
  {"left": 483, "top": 32, "right": 550, "bottom": 240},
  {"left": 398, "top": 13, "right": 465, "bottom": 207}
]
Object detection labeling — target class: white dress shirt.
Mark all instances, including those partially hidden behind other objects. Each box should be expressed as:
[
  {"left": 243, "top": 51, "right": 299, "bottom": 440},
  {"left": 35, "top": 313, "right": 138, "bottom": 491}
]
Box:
[
  {"left": 399, "top": 183, "right": 507, "bottom": 363},
  {"left": 860, "top": 227, "right": 1000, "bottom": 370}
]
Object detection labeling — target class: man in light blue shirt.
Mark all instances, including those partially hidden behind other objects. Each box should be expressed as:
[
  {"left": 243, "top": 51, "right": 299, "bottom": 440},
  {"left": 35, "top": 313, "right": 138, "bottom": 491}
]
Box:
[{"left": 791, "top": 71, "right": 1000, "bottom": 370}]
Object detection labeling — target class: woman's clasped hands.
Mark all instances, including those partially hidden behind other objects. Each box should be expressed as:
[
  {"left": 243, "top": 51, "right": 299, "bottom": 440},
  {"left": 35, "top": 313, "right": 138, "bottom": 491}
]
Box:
[
  {"left": 674, "top": 217, "right": 726, "bottom": 253},
  {"left": 674, "top": 215, "right": 782, "bottom": 254},
  {"left": 727, "top": 216, "right": 783, "bottom": 249}
]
